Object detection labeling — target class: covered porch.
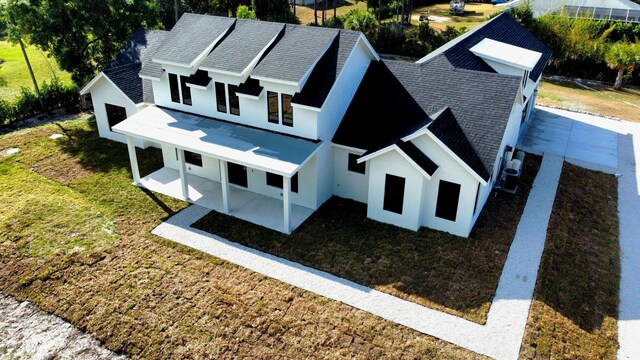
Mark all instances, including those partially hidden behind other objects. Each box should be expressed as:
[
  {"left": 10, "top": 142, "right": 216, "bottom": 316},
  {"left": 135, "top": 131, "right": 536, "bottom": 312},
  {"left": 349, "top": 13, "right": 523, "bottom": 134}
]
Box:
[
  {"left": 112, "top": 106, "right": 323, "bottom": 233},
  {"left": 140, "top": 167, "right": 315, "bottom": 232}
]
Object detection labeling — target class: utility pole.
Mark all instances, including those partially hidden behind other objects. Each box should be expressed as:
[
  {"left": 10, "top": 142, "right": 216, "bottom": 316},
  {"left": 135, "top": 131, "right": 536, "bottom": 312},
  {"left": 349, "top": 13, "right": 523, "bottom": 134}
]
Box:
[
  {"left": 18, "top": 38, "right": 45, "bottom": 112},
  {"left": 174, "top": 0, "right": 179, "bottom": 24}
]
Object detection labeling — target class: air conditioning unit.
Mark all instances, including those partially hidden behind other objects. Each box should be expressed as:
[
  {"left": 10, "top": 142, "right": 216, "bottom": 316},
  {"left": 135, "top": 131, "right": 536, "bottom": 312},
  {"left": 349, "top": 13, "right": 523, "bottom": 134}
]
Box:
[{"left": 503, "top": 168, "right": 520, "bottom": 192}]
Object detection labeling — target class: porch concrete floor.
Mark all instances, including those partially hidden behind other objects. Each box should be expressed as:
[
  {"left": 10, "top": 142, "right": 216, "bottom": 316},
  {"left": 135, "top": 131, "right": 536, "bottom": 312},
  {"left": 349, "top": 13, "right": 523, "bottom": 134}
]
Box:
[{"left": 139, "top": 167, "right": 314, "bottom": 233}]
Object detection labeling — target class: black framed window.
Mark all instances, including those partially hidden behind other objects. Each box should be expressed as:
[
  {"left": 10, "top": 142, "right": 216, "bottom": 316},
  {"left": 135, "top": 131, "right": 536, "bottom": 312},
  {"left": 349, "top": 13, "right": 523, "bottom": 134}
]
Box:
[
  {"left": 179, "top": 76, "right": 192, "bottom": 106},
  {"left": 267, "top": 91, "right": 279, "bottom": 123},
  {"left": 383, "top": 174, "right": 405, "bottom": 214},
  {"left": 266, "top": 172, "right": 298, "bottom": 193},
  {"left": 215, "top": 82, "right": 227, "bottom": 113},
  {"left": 282, "top": 94, "right": 293, "bottom": 127},
  {"left": 229, "top": 84, "right": 240, "bottom": 116},
  {"left": 105, "top": 104, "right": 127, "bottom": 130},
  {"left": 435, "top": 180, "right": 461, "bottom": 222},
  {"left": 347, "top": 153, "right": 366, "bottom": 174},
  {"left": 184, "top": 150, "right": 202, "bottom": 167},
  {"left": 169, "top": 73, "right": 180, "bottom": 103}
]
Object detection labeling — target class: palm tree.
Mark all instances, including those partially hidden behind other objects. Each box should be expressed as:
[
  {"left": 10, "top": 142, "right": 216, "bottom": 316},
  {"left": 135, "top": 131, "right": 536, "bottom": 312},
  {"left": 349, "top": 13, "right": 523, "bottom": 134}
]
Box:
[{"left": 605, "top": 42, "right": 640, "bottom": 90}]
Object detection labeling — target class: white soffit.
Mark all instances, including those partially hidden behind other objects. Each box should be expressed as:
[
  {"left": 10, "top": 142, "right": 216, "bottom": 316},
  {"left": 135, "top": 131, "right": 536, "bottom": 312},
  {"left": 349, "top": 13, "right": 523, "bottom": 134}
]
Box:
[{"left": 470, "top": 38, "right": 542, "bottom": 71}]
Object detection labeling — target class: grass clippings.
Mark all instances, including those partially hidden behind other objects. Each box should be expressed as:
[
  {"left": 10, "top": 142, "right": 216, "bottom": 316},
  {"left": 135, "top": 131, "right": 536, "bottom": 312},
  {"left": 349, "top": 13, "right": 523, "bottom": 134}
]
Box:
[
  {"left": 520, "top": 163, "right": 619, "bottom": 359},
  {"left": 194, "top": 156, "right": 542, "bottom": 324},
  {"left": 0, "top": 116, "right": 484, "bottom": 359}
]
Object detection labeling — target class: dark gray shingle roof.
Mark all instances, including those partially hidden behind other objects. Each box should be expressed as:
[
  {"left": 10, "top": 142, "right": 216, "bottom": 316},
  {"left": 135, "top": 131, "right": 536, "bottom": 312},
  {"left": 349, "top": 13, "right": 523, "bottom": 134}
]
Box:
[
  {"left": 152, "top": 14, "right": 235, "bottom": 67},
  {"left": 252, "top": 24, "right": 339, "bottom": 84},
  {"left": 292, "top": 29, "right": 361, "bottom": 108},
  {"left": 396, "top": 141, "right": 439, "bottom": 176},
  {"left": 201, "top": 19, "right": 284, "bottom": 74},
  {"left": 103, "top": 64, "right": 144, "bottom": 104},
  {"left": 334, "top": 57, "right": 521, "bottom": 181}
]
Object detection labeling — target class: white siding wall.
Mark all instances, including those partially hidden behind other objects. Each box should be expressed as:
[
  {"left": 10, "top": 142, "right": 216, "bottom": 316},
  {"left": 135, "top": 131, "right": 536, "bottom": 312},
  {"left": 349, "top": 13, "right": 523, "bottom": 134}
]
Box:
[
  {"left": 333, "top": 145, "right": 369, "bottom": 203},
  {"left": 317, "top": 39, "right": 374, "bottom": 140},
  {"left": 410, "top": 135, "right": 480, "bottom": 237},
  {"left": 367, "top": 150, "right": 424, "bottom": 231},
  {"left": 161, "top": 144, "right": 317, "bottom": 209},
  {"left": 315, "top": 143, "right": 335, "bottom": 208},
  {"left": 88, "top": 76, "right": 149, "bottom": 148}
]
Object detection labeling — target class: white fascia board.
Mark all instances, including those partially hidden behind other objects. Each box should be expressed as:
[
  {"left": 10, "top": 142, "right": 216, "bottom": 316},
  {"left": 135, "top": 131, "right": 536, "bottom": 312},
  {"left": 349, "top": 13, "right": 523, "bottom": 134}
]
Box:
[
  {"left": 331, "top": 143, "right": 366, "bottom": 154},
  {"left": 199, "top": 67, "right": 242, "bottom": 77},
  {"left": 423, "top": 130, "right": 488, "bottom": 185},
  {"left": 185, "top": 79, "right": 212, "bottom": 90},
  {"left": 394, "top": 145, "right": 433, "bottom": 180},
  {"left": 470, "top": 38, "right": 542, "bottom": 71},
  {"left": 152, "top": 58, "right": 191, "bottom": 69},
  {"left": 291, "top": 102, "right": 321, "bottom": 112},
  {"left": 236, "top": 89, "right": 263, "bottom": 100},
  {"left": 356, "top": 145, "right": 395, "bottom": 164},
  {"left": 80, "top": 72, "right": 137, "bottom": 108},
  {"left": 297, "top": 32, "right": 340, "bottom": 89},
  {"left": 251, "top": 75, "right": 300, "bottom": 88},
  {"left": 401, "top": 128, "right": 429, "bottom": 142},
  {"left": 358, "top": 33, "right": 380, "bottom": 61},
  {"left": 139, "top": 73, "right": 163, "bottom": 81}
]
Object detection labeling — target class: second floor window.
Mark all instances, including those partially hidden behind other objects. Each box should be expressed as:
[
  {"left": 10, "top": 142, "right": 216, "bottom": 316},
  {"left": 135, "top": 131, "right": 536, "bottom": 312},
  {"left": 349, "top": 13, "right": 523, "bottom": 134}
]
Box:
[
  {"left": 180, "top": 76, "right": 192, "bottom": 106},
  {"left": 268, "top": 91, "right": 279, "bottom": 123},
  {"left": 169, "top": 74, "right": 180, "bottom": 103},
  {"left": 229, "top": 85, "right": 240, "bottom": 116},
  {"left": 282, "top": 94, "right": 293, "bottom": 127},
  {"left": 215, "top": 82, "right": 227, "bottom": 113}
]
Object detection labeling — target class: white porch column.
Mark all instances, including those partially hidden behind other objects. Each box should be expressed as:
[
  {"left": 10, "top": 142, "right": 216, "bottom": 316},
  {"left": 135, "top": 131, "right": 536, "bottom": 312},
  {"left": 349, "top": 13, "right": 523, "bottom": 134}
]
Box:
[
  {"left": 219, "top": 160, "right": 231, "bottom": 213},
  {"left": 126, "top": 135, "right": 141, "bottom": 185},
  {"left": 176, "top": 148, "right": 190, "bottom": 201},
  {"left": 283, "top": 175, "right": 291, "bottom": 234}
]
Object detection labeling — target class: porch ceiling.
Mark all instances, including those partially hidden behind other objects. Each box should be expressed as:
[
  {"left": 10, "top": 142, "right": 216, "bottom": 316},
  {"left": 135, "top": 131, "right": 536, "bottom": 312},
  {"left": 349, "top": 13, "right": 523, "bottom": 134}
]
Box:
[{"left": 112, "top": 106, "right": 322, "bottom": 176}]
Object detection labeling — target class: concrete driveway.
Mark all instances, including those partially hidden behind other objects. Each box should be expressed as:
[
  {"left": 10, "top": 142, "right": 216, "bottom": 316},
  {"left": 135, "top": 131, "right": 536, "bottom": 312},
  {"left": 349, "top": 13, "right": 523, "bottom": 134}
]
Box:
[{"left": 518, "top": 106, "right": 619, "bottom": 174}]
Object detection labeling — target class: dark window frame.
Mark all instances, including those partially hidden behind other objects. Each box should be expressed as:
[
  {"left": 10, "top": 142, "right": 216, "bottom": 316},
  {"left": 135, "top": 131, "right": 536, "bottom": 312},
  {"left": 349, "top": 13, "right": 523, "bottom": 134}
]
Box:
[
  {"left": 281, "top": 93, "right": 293, "bottom": 127},
  {"left": 184, "top": 150, "right": 203, "bottom": 167},
  {"left": 383, "top": 174, "right": 405, "bottom": 214},
  {"left": 105, "top": 103, "right": 127, "bottom": 131},
  {"left": 347, "top": 153, "right": 366, "bottom": 174},
  {"left": 180, "top": 75, "right": 192, "bottom": 106},
  {"left": 215, "top": 82, "right": 227, "bottom": 113},
  {"left": 267, "top": 91, "right": 279, "bottom": 124},
  {"left": 435, "top": 180, "right": 461, "bottom": 222},
  {"left": 229, "top": 84, "right": 240, "bottom": 116},
  {"left": 266, "top": 172, "right": 298, "bottom": 193},
  {"left": 169, "top": 73, "right": 180, "bottom": 103}
]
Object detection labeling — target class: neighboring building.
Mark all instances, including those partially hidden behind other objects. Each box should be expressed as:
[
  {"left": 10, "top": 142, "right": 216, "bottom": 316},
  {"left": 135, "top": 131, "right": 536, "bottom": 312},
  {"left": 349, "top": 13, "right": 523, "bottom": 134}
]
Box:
[
  {"left": 80, "top": 12, "right": 551, "bottom": 237},
  {"left": 501, "top": 0, "right": 640, "bottom": 21}
]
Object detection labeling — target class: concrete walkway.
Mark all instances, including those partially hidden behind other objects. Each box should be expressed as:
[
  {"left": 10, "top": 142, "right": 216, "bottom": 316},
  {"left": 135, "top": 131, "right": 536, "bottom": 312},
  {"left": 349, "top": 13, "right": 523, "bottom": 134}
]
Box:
[
  {"left": 153, "top": 154, "right": 564, "bottom": 360},
  {"left": 0, "top": 294, "right": 124, "bottom": 360}
]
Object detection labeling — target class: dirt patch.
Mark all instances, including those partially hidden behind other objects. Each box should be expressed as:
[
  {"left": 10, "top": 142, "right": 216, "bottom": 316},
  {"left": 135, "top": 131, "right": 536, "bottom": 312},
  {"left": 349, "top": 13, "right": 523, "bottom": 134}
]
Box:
[{"left": 31, "top": 152, "right": 93, "bottom": 184}]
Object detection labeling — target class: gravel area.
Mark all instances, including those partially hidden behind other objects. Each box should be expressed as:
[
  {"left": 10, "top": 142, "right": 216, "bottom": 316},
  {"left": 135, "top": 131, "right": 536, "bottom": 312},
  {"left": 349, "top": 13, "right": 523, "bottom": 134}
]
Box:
[{"left": 0, "top": 294, "right": 125, "bottom": 360}]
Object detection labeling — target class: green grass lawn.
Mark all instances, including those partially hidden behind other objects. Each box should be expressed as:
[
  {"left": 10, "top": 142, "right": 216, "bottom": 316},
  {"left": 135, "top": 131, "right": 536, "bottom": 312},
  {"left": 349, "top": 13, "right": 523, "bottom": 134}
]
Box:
[
  {"left": 0, "top": 40, "right": 73, "bottom": 101},
  {"left": 521, "top": 163, "right": 619, "bottom": 359},
  {"left": 410, "top": 2, "right": 497, "bottom": 31},
  {"left": 295, "top": 0, "right": 367, "bottom": 25},
  {"left": 0, "top": 116, "right": 481, "bottom": 358}
]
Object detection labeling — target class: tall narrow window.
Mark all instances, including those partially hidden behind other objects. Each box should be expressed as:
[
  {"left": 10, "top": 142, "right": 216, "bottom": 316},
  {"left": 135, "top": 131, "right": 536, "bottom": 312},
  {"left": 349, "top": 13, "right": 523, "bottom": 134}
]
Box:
[
  {"left": 180, "top": 76, "right": 192, "bottom": 106},
  {"left": 169, "top": 73, "right": 180, "bottom": 103},
  {"left": 383, "top": 174, "right": 405, "bottom": 214},
  {"left": 229, "top": 84, "right": 240, "bottom": 116},
  {"left": 215, "top": 82, "right": 227, "bottom": 113},
  {"left": 105, "top": 104, "right": 127, "bottom": 131},
  {"left": 282, "top": 94, "right": 293, "bottom": 127},
  {"left": 435, "top": 180, "right": 461, "bottom": 222},
  {"left": 268, "top": 91, "right": 279, "bottom": 123}
]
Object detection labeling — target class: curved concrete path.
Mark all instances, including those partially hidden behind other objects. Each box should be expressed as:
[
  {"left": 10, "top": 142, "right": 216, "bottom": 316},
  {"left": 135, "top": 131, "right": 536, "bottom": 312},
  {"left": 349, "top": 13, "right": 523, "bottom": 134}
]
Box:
[{"left": 153, "top": 154, "right": 563, "bottom": 360}]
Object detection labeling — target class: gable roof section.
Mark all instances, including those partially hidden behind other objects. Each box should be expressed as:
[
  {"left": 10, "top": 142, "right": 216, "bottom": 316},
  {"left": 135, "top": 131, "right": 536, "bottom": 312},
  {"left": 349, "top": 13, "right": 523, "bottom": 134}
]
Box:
[
  {"left": 334, "top": 56, "right": 521, "bottom": 182},
  {"left": 152, "top": 14, "right": 235, "bottom": 67},
  {"left": 200, "top": 19, "right": 284, "bottom": 75},
  {"left": 291, "top": 30, "right": 361, "bottom": 108},
  {"left": 439, "top": 12, "right": 552, "bottom": 81},
  {"left": 103, "top": 64, "right": 144, "bottom": 104},
  {"left": 252, "top": 24, "right": 339, "bottom": 85},
  {"left": 396, "top": 141, "right": 439, "bottom": 177}
]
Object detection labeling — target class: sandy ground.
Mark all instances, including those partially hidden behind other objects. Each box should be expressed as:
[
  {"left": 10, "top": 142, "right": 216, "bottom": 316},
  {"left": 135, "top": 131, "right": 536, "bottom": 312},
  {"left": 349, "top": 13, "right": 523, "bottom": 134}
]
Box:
[{"left": 0, "top": 294, "right": 125, "bottom": 360}]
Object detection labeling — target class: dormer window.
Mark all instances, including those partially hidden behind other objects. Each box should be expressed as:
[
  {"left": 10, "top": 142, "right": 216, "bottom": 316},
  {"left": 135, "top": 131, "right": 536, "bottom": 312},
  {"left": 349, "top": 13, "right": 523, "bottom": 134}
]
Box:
[
  {"left": 282, "top": 94, "right": 293, "bottom": 127},
  {"left": 229, "top": 85, "right": 240, "bottom": 116},
  {"left": 169, "top": 74, "right": 180, "bottom": 103},
  {"left": 168, "top": 73, "right": 191, "bottom": 106},
  {"left": 215, "top": 82, "right": 227, "bottom": 113},
  {"left": 267, "top": 91, "right": 293, "bottom": 127}
]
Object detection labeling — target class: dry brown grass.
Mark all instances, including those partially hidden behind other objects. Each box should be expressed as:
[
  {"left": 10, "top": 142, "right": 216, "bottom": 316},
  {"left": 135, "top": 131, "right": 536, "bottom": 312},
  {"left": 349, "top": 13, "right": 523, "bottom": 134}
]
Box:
[
  {"left": 520, "top": 163, "right": 619, "bottom": 359},
  {"left": 538, "top": 79, "right": 640, "bottom": 122},
  {"left": 0, "top": 117, "right": 484, "bottom": 359},
  {"left": 194, "top": 156, "right": 542, "bottom": 324}
]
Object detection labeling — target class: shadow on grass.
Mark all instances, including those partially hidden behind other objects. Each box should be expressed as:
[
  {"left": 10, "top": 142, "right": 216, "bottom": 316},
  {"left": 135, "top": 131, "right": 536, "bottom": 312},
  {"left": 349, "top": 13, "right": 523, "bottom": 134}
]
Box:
[{"left": 193, "top": 155, "right": 542, "bottom": 323}]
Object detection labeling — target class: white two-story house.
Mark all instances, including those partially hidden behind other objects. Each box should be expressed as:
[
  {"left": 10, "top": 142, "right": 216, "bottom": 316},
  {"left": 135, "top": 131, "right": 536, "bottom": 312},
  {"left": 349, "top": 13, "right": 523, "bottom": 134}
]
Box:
[{"left": 80, "top": 12, "right": 551, "bottom": 237}]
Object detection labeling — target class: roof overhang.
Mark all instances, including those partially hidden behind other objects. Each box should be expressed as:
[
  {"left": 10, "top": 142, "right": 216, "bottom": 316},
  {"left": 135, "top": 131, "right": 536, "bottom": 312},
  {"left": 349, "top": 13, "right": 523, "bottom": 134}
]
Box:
[
  {"left": 357, "top": 143, "right": 436, "bottom": 180},
  {"left": 470, "top": 38, "right": 542, "bottom": 71},
  {"left": 79, "top": 72, "right": 138, "bottom": 107},
  {"left": 112, "top": 106, "right": 322, "bottom": 177}
]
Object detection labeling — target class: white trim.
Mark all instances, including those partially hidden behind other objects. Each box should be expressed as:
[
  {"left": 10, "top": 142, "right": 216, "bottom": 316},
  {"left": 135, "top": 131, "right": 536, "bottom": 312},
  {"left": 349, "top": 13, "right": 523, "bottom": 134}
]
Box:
[
  {"left": 139, "top": 73, "right": 163, "bottom": 81},
  {"left": 236, "top": 90, "right": 263, "bottom": 100},
  {"left": 126, "top": 135, "right": 141, "bottom": 185},
  {"left": 357, "top": 145, "right": 395, "bottom": 163},
  {"left": 80, "top": 72, "right": 138, "bottom": 108},
  {"left": 331, "top": 143, "right": 366, "bottom": 154},
  {"left": 219, "top": 160, "right": 231, "bottom": 213},
  {"left": 358, "top": 33, "right": 380, "bottom": 62},
  {"left": 291, "top": 141, "right": 326, "bottom": 174},
  {"left": 177, "top": 148, "right": 190, "bottom": 201},
  {"left": 185, "top": 80, "right": 211, "bottom": 90},
  {"left": 251, "top": 75, "right": 300, "bottom": 88},
  {"left": 199, "top": 67, "right": 242, "bottom": 77},
  {"left": 423, "top": 131, "right": 488, "bottom": 185},
  {"left": 357, "top": 144, "right": 434, "bottom": 180},
  {"left": 283, "top": 176, "right": 291, "bottom": 234},
  {"left": 401, "top": 128, "right": 429, "bottom": 142},
  {"left": 291, "top": 102, "right": 321, "bottom": 112}
]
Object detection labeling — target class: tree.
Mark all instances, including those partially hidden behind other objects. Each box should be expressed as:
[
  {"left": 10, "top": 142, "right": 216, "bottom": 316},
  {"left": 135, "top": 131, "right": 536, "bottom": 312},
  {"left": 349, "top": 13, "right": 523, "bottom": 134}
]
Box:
[
  {"left": 344, "top": 8, "right": 378, "bottom": 38},
  {"left": 605, "top": 42, "right": 640, "bottom": 90},
  {"left": 236, "top": 4, "right": 257, "bottom": 19},
  {"left": 254, "top": 0, "right": 298, "bottom": 23},
  {"left": 5, "top": 0, "right": 160, "bottom": 86}
]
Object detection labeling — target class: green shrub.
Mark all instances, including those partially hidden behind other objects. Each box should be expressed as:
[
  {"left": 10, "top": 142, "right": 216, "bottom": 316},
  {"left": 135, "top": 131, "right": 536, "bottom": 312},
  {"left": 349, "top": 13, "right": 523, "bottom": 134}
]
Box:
[{"left": 0, "top": 79, "right": 78, "bottom": 126}]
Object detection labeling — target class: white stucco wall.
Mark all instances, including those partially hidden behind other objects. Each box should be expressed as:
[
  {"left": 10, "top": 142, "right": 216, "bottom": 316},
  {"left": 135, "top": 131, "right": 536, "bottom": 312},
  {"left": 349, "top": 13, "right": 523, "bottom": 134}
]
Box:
[
  {"left": 88, "top": 76, "right": 149, "bottom": 147},
  {"left": 332, "top": 145, "right": 369, "bottom": 203},
  {"left": 315, "top": 143, "right": 335, "bottom": 208},
  {"left": 367, "top": 150, "right": 424, "bottom": 231},
  {"left": 317, "top": 39, "right": 374, "bottom": 140}
]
